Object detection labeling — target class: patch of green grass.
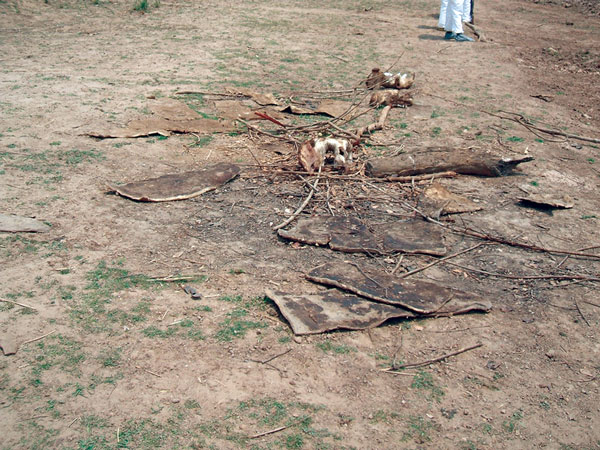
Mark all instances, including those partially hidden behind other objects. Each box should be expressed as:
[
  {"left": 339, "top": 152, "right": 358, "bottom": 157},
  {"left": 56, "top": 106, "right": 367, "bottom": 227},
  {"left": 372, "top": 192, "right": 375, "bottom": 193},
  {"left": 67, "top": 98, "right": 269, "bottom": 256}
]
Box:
[
  {"left": 141, "top": 326, "right": 177, "bottom": 338},
  {"left": 215, "top": 308, "right": 267, "bottom": 342},
  {"left": 506, "top": 136, "right": 524, "bottom": 142},
  {"left": 133, "top": 0, "right": 148, "bottom": 11},
  {"left": 539, "top": 400, "right": 550, "bottom": 410},
  {"left": 59, "top": 148, "right": 105, "bottom": 166},
  {"left": 402, "top": 415, "right": 435, "bottom": 443},
  {"left": 581, "top": 215, "right": 597, "bottom": 220},
  {"left": 587, "top": 158, "right": 595, "bottom": 163},
  {"left": 502, "top": 410, "right": 523, "bottom": 433},
  {"left": 29, "top": 334, "right": 87, "bottom": 379},
  {"left": 68, "top": 261, "right": 170, "bottom": 333},
  {"left": 98, "top": 347, "right": 122, "bottom": 367},
  {"left": 411, "top": 370, "right": 444, "bottom": 402},
  {"left": 430, "top": 126, "right": 442, "bottom": 137},
  {"left": 369, "top": 409, "right": 399, "bottom": 424},
  {"left": 315, "top": 341, "right": 357, "bottom": 354}
]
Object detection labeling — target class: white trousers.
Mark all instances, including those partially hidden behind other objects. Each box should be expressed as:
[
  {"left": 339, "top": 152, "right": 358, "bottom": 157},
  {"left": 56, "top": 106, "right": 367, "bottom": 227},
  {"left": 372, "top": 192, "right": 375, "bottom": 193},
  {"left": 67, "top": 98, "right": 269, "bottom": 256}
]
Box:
[
  {"left": 438, "top": 0, "right": 449, "bottom": 28},
  {"left": 445, "top": 0, "right": 465, "bottom": 34},
  {"left": 463, "top": 0, "right": 472, "bottom": 23},
  {"left": 440, "top": 0, "right": 471, "bottom": 29}
]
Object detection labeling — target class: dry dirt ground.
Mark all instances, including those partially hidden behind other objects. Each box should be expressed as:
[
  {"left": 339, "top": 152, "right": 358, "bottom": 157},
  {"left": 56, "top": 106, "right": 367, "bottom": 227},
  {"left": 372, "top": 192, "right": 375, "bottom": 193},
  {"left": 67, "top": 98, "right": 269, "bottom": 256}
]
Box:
[{"left": 1, "top": 0, "right": 599, "bottom": 449}]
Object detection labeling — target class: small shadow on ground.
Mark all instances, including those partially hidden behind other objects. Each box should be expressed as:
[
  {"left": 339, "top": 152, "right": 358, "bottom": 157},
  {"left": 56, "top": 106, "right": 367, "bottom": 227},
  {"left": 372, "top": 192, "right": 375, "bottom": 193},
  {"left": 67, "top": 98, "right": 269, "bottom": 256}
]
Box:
[{"left": 419, "top": 34, "right": 445, "bottom": 41}]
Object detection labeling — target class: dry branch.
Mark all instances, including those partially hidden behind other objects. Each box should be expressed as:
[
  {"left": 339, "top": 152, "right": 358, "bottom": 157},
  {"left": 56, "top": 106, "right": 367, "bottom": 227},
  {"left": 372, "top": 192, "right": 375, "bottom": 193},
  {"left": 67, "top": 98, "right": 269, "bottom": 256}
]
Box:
[
  {"left": 383, "top": 343, "right": 483, "bottom": 371},
  {"left": 355, "top": 105, "right": 392, "bottom": 140}
]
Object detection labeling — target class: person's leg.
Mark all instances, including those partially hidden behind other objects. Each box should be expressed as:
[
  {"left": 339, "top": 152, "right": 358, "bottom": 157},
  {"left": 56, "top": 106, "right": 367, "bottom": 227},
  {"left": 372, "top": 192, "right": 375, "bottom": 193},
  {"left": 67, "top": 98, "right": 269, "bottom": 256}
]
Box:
[
  {"left": 462, "top": 0, "right": 472, "bottom": 23},
  {"left": 438, "top": 0, "right": 449, "bottom": 29},
  {"left": 445, "top": 0, "right": 465, "bottom": 34},
  {"left": 445, "top": 0, "right": 473, "bottom": 40}
]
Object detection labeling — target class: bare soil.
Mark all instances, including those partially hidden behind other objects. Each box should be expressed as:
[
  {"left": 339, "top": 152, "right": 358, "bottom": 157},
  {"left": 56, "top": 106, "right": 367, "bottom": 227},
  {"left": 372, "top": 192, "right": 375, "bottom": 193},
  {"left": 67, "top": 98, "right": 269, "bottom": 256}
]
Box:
[{"left": 1, "top": 0, "right": 599, "bottom": 449}]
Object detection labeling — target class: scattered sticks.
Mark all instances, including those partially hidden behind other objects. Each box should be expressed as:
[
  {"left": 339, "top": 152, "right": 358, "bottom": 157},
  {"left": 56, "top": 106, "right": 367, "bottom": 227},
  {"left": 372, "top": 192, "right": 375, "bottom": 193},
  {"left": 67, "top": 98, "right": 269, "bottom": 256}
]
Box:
[
  {"left": 383, "top": 343, "right": 483, "bottom": 372},
  {"left": 397, "top": 243, "right": 485, "bottom": 279},
  {"left": 273, "top": 167, "right": 321, "bottom": 230}
]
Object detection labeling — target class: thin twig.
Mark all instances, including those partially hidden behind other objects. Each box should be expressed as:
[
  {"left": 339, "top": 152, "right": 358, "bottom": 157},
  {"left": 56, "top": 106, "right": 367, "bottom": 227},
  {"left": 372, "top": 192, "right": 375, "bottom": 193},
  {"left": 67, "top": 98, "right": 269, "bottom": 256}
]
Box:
[
  {"left": 583, "top": 300, "right": 600, "bottom": 309},
  {"left": 136, "top": 366, "right": 161, "bottom": 378},
  {"left": 68, "top": 417, "right": 79, "bottom": 428},
  {"left": 160, "top": 309, "right": 169, "bottom": 321},
  {"left": 347, "top": 262, "right": 385, "bottom": 288},
  {"left": 574, "top": 300, "right": 591, "bottom": 327},
  {"left": 249, "top": 349, "right": 292, "bottom": 365},
  {"left": 249, "top": 425, "right": 289, "bottom": 439},
  {"left": 273, "top": 167, "right": 321, "bottom": 230},
  {"left": 391, "top": 255, "right": 404, "bottom": 275},
  {"left": 384, "top": 343, "right": 483, "bottom": 371},
  {"left": 0, "top": 298, "right": 37, "bottom": 311},
  {"left": 397, "top": 243, "right": 485, "bottom": 279},
  {"left": 21, "top": 330, "right": 56, "bottom": 346}
]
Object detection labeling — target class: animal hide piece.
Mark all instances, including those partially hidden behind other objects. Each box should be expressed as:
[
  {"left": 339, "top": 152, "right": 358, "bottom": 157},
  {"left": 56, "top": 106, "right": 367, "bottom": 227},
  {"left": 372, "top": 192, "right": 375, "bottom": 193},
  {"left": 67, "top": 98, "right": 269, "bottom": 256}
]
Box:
[
  {"left": 306, "top": 262, "right": 492, "bottom": 314},
  {"left": 108, "top": 163, "right": 240, "bottom": 202},
  {"left": 278, "top": 216, "right": 447, "bottom": 256},
  {"left": 266, "top": 289, "right": 417, "bottom": 335},
  {"left": 366, "top": 68, "right": 415, "bottom": 90},
  {"left": 298, "top": 138, "right": 353, "bottom": 173},
  {"left": 86, "top": 118, "right": 235, "bottom": 138},
  {"left": 266, "top": 276, "right": 491, "bottom": 335}
]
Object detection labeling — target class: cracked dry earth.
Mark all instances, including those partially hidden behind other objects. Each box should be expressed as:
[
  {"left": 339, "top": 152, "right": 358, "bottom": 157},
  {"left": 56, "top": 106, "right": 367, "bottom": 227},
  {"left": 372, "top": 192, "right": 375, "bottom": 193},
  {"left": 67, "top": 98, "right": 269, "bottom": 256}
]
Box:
[{"left": 1, "top": 0, "right": 599, "bottom": 449}]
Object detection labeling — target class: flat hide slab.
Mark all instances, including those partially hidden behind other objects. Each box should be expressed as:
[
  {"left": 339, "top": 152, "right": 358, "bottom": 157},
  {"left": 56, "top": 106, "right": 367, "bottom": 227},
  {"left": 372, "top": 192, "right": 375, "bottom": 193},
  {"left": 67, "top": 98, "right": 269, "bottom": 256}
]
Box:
[
  {"left": 109, "top": 163, "right": 240, "bottom": 202},
  {"left": 307, "top": 262, "right": 492, "bottom": 314},
  {"left": 419, "top": 183, "right": 482, "bottom": 216},
  {"left": 86, "top": 118, "right": 235, "bottom": 139},
  {"left": 265, "top": 289, "right": 416, "bottom": 335},
  {"left": 148, "top": 98, "right": 200, "bottom": 121},
  {"left": 0, "top": 335, "right": 18, "bottom": 356},
  {"left": 366, "top": 149, "right": 534, "bottom": 178},
  {"left": 517, "top": 193, "right": 574, "bottom": 210},
  {"left": 0, "top": 214, "right": 50, "bottom": 233},
  {"left": 278, "top": 216, "right": 447, "bottom": 256}
]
